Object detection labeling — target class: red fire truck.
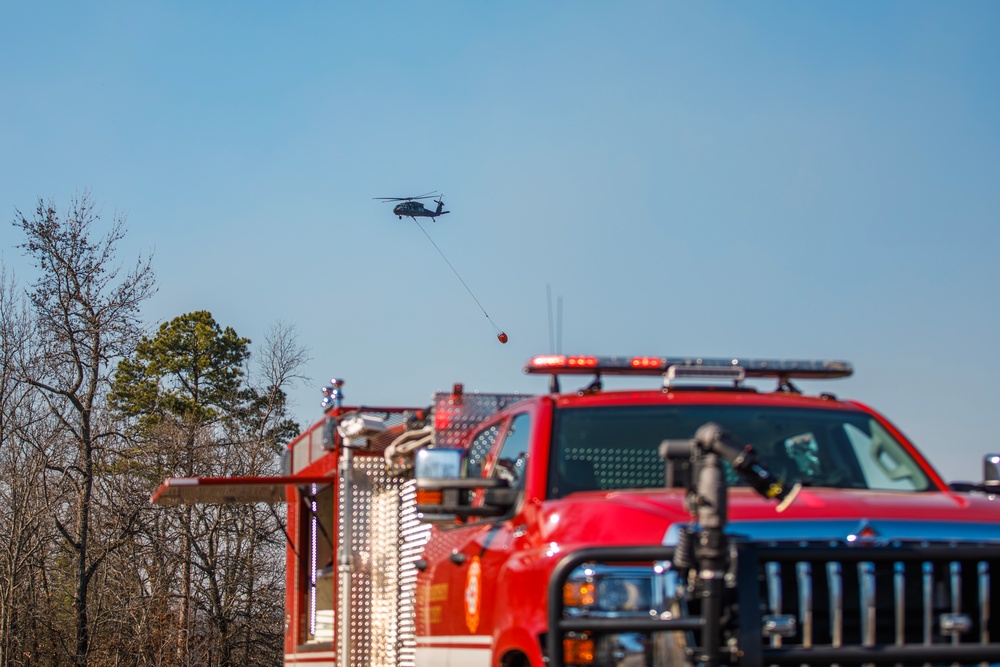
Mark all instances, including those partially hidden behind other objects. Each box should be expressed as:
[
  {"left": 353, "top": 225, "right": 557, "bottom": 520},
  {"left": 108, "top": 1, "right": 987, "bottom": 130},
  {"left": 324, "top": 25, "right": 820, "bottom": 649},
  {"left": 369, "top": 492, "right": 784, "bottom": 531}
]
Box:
[{"left": 153, "top": 355, "right": 1000, "bottom": 666}]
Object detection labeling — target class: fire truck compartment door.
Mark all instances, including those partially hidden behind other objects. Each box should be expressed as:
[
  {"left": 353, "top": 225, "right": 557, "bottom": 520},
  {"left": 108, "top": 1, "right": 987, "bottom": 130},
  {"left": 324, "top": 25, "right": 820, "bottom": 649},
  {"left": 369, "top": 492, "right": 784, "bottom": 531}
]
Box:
[{"left": 151, "top": 475, "right": 333, "bottom": 505}]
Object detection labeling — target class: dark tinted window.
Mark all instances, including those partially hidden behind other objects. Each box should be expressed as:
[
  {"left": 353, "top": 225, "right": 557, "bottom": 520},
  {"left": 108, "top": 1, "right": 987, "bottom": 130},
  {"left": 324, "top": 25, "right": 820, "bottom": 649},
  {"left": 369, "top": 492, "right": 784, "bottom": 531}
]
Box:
[{"left": 548, "top": 404, "right": 931, "bottom": 498}]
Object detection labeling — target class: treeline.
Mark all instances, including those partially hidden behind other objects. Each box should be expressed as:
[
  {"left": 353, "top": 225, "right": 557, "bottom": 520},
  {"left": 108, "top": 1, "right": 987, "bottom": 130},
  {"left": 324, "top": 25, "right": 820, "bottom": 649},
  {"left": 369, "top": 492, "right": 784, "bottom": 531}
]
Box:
[{"left": 0, "top": 194, "right": 308, "bottom": 666}]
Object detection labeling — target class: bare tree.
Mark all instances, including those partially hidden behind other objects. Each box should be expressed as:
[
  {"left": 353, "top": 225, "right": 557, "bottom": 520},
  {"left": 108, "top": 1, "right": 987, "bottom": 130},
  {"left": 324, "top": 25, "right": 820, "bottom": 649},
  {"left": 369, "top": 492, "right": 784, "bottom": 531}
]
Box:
[
  {"left": 5, "top": 194, "right": 308, "bottom": 666},
  {"left": 12, "top": 193, "right": 156, "bottom": 667},
  {"left": 0, "top": 267, "right": 51, "bottom": 667}
]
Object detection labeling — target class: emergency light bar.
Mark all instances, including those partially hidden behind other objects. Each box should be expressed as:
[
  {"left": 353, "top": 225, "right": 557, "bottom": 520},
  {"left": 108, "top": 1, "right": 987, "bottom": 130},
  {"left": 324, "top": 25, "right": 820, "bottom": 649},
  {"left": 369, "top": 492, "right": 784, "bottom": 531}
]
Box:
[{"left": 524, "top": 355, "right": 853, "bottom": 380}]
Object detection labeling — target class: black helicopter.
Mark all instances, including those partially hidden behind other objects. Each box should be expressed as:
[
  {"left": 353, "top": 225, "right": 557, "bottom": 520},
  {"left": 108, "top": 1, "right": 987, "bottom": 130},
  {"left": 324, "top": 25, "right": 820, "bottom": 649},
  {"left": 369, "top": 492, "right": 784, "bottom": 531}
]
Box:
[{"left": 373, "top": 191, "right": 450, "bottom": 221}]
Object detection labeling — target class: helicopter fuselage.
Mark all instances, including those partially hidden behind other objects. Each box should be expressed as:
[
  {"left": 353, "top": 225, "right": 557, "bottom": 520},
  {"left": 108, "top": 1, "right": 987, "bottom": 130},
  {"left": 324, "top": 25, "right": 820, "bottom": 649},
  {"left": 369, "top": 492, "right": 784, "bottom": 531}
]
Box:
[{"left": 393, "top": 201, "right": 450, "bottom": 220}]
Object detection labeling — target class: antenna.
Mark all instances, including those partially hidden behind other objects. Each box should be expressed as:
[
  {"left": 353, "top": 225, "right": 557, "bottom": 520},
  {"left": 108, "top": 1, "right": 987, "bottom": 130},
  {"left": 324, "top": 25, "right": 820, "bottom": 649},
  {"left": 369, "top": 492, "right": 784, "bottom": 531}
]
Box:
[
  {"left": 547, "top": 284, "right": 555, "bottom": 354},
  {"left": 545, "top": 284, "right": 564, "bottom": 393},
  {"left": 546, "top": 285, "right": 564, "bottom": 354},
  {"left": 556, "top": 294, "right": 563, "bottom": 354}
]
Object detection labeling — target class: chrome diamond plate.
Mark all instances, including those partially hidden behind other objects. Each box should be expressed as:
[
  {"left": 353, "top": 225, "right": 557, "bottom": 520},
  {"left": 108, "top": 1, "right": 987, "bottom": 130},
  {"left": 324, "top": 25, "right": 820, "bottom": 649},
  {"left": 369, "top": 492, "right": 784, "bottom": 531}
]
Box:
[
  {"left": 432, "top": 391, "right": 528, "bottom": 448},
  {"left": 337, "top": 456, "right": 425, "bottom": 666}
]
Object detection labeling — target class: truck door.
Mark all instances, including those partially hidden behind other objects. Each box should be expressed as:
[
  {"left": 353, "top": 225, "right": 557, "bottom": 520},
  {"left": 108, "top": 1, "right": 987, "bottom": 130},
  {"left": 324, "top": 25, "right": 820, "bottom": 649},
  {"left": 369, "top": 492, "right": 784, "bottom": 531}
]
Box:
[{"left": 417, "top": 412, "right": 532, "bottom": 667}]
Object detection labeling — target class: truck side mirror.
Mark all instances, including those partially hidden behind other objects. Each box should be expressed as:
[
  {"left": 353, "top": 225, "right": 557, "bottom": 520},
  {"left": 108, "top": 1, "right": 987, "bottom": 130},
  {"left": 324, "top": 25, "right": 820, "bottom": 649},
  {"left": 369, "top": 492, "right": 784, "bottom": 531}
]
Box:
[
  {"left": 414, "top": 448, "right": 511, "bottom": 523},
  {"left": 415, "top": 447, "right": 463, "bottom": 480},
  {"left": 949, "top": 454, "right": 1000, "bottom": 494}
]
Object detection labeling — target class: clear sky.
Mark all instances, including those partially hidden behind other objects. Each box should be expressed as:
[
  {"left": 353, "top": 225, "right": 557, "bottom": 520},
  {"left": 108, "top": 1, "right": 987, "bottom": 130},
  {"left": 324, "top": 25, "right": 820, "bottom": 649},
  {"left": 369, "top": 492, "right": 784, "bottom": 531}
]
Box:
[{"left": 1, "top": 2, "right": 998, "bottom": 483}]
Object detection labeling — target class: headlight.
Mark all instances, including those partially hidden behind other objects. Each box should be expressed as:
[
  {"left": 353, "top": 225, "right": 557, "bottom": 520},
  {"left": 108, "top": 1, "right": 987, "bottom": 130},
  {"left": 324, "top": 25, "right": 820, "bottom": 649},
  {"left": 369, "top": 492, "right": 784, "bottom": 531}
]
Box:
[
  {"left": 560, "top": 564, "right": 685, "bottom": 667},
  {"left": 563, "top": 565, "right": 655, "bottom": 615},
  {"left": 597, "top": 576, "right": 650, "bottom": 611}
]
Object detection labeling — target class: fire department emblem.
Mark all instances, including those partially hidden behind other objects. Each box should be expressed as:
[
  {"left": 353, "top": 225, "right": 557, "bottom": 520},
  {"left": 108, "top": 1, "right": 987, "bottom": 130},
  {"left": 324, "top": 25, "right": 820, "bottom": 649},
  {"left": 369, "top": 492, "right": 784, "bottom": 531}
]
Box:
[{"left": 465, "top": 555, "right": 482, "bottom": 633}]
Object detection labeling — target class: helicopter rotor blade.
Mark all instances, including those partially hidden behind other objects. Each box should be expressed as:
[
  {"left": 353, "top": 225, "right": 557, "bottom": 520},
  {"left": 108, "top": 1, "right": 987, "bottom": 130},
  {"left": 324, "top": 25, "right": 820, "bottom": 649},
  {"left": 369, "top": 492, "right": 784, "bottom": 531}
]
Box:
[{"left": 373, "top": 191, "right": 438, "bottom": 202}]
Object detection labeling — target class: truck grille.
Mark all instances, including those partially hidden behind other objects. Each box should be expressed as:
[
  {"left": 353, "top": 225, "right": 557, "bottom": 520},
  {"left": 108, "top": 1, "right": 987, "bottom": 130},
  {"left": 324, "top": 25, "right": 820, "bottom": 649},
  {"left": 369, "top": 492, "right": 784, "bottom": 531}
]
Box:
[
  {"left": 744, "top": 542, "right": 1000, "bottom": 665},
  {"left": 548, "top": 543, "right": 1000, "bottom": 667}
]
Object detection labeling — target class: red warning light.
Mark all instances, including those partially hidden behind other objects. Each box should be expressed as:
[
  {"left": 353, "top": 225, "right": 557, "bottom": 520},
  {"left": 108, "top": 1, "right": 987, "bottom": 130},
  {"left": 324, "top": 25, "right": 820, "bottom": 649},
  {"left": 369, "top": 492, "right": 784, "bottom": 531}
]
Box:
[
  {"left": 630, "top": 356, "right": 664, "bottom": 370},
  {"left": 434, "top": 410, "right": 452, "bottom": 431},
  {"left": 497, "top": 332, "right": 508, "bottom": 344}
]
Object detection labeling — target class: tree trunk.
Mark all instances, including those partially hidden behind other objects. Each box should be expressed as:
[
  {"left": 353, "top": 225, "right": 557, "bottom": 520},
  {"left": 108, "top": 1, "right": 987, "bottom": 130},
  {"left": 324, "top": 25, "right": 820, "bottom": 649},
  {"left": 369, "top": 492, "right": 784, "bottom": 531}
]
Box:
[
  {"left": 74, "top": 414, "right": 93, "bottom": 667},
  {"left": 178, "top": 507, "right": 192, "bottom": 667}
]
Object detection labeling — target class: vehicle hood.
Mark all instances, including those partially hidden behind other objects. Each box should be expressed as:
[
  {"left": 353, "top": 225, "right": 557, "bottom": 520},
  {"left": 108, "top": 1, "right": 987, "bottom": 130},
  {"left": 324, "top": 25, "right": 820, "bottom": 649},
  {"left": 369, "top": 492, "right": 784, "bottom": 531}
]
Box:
[{"left": 535, "top": 487, "right": 1000, "bottom": 546}]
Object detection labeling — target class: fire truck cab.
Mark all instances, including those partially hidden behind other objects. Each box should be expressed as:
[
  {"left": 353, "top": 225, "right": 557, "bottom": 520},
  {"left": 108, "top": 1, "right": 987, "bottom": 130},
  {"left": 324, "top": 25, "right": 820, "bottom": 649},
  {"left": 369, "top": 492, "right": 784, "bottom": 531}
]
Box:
[{"left": 153, "top": 355, "right": 1000, "bottom": 667}]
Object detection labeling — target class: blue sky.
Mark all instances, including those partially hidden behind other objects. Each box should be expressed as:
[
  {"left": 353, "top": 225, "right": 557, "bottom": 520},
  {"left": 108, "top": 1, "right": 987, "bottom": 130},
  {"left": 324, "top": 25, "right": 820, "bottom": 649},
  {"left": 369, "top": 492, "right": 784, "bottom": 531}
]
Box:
[{"left": 1, "top": 2, "right": 998, "bottom": 482}]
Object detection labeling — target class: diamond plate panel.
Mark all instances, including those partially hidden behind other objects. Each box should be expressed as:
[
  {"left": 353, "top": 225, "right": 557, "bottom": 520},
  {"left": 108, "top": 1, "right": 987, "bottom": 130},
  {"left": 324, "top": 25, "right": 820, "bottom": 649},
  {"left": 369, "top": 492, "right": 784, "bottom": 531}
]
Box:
[
  {"left": 432, "top": 391, "right": 528, "bottom": 448},
  {"left": 336, "top": 458, "right": 430, "bottom": 667}
]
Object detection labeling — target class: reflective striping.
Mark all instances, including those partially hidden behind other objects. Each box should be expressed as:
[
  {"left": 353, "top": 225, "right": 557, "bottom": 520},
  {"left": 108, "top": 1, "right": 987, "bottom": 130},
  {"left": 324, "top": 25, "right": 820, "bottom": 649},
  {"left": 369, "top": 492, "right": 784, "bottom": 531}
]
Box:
[
  {"left": 416, "top": 634, "right": 492, "bottom": 647},
  {"left": 283, "top": 650, "right": 335, "bottom": 665},
  {"left": 416, "top": 636, "right": 492, "bottom": 667},
  {"left": 416, "top": 647, "right": 491, "bottom": 667}
]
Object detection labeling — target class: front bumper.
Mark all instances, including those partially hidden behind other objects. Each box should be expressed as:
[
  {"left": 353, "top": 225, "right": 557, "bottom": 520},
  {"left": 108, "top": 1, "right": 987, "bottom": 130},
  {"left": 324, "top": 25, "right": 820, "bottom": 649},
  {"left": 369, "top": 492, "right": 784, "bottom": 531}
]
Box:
[{"left": 547, "top": 542, "right": 1000, "bottom": 667}]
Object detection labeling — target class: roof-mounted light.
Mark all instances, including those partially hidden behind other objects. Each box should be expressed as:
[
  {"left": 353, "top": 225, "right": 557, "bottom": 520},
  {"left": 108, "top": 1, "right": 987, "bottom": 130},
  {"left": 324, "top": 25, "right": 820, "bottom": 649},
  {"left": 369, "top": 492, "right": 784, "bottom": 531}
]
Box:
[
  {"left": 523, "top": 355, "right": 853, "bottom": 380},
  {"left": 666, "top": 364, "right": 745, "bottom": 383},
  {"left": 531, "top": 354, "right": 598, "bottom": 369},
  {"left": 630, "top": 356, "right": 665, "bottom": 370}
]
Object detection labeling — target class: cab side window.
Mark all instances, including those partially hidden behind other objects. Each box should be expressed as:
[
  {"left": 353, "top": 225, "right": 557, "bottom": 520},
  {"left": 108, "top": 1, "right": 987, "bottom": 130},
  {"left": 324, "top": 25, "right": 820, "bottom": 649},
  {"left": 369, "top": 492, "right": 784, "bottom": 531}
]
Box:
[{"left": 491, "top": 413, "right": 531, "bottom": 490}]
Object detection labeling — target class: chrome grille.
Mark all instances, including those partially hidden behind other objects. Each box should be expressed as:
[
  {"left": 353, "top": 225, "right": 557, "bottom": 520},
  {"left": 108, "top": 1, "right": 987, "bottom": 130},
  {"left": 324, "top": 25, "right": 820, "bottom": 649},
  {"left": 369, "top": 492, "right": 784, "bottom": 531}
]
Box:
[
  {"left": 548, "top": 543, "right": 1000, "bottom": 667},
  {"left": 750, "top": 543, "right": 1000, "bottom": 664}
]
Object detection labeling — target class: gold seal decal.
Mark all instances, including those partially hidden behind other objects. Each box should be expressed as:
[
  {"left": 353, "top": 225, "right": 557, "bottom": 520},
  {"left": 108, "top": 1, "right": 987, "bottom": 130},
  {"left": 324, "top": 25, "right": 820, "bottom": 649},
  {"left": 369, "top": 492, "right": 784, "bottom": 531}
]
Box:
[{"left": 465, "top": 555, "right": 482, "bottom": 633}]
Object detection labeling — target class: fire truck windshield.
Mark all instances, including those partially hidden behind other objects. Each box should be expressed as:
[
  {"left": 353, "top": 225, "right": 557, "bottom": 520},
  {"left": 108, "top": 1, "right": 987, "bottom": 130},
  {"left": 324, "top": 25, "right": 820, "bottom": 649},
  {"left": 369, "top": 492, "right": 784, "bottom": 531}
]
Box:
[{"left": 548, "top": 404, "right": 933, "bottom": 498}]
